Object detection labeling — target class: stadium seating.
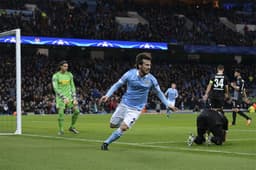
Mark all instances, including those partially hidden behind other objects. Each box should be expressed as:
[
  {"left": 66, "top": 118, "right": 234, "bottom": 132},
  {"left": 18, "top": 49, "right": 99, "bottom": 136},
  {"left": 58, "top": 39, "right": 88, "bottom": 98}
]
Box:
[
  {"left": 0, "top": 50, "right": 255, "bottom": 114},
  {"left": 0, "top": 1, "right": 255, "bottom": 114},
  {"left": 0, "top": 0, "right": 255, "bottom": 46}
]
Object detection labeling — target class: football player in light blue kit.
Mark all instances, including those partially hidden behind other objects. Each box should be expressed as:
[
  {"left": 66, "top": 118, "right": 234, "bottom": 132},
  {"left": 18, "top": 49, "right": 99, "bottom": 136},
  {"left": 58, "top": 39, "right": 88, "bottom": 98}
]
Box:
[
  {"left": 100, "top": 52, "right": 177, "bottom": 150},
  {"left": 165, "top": 83, "right": 178, "bottom": 118}
]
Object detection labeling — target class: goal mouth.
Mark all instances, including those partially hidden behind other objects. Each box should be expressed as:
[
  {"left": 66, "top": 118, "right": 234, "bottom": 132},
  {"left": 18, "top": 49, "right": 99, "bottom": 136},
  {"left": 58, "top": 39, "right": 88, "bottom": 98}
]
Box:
[{"left": 0, "top": 29, "right": 22, "bottom": 135}]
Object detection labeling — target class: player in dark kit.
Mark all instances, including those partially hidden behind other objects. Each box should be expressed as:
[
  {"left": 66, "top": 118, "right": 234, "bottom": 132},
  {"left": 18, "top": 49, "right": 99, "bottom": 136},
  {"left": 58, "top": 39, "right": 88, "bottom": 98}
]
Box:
[
  {"left": 230, "top": 69, "right": 252, "bottom": 126},
  {"left": 203, "top": 64, "right": 229, "bottom": 110},
  {"left": 188, "top": 109, "right": 228, "bottom": 146}
]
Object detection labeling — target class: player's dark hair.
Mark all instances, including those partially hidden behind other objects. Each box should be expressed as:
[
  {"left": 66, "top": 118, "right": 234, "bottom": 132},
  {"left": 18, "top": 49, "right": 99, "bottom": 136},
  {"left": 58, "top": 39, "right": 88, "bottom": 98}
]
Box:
[
  {"left": 59, "top": 60, "right": 68, "bottom": 66},
  {"left": 217, "top": 64, "right": 224, "bottom": 70},
  {"left": 135, "top": 52, "right": 152, "bottom": 69},
  {"left": 234, "top": 68, "right": 241, "bottom": 73},
  {"left": 58, "top": 60, "right": 68, "bottom": 70}
]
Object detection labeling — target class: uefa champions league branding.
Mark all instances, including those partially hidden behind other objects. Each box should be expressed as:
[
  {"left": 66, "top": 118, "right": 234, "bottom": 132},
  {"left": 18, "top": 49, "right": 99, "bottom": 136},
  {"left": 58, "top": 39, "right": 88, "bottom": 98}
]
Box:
[
  {"left": 4, "top": 37, "right": 16, "bottom": 43},
  {"left": 0, "top": 36, "right": 167, "bottom": 50},
  {"left": 96, "top": 41, "right": 114, "bottom": 47},
  {"left": 52, "top": 39, "right": 70, "bottom": 45},
  {"left": 139, "top": 43, "right": 155, "bottom": 49},
  {"left": 1, "top": 35, "right": 256, "bottom": 54}
]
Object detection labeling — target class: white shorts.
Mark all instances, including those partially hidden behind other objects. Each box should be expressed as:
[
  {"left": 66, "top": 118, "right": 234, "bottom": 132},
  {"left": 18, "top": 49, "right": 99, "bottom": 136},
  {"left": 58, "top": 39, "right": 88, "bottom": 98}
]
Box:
[
  {"left": 110, "top": 103, "right": 141, "bottom": 128},
  {"left": 167, "top": 101, "right": 175, "bottom": 109}
]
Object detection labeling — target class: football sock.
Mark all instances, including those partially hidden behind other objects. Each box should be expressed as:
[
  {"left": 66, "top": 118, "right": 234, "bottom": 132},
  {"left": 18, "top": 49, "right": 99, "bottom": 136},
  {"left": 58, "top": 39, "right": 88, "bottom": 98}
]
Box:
[
  {"left": 58, "top": 108, "right": 65, "bottom": 132},
  {"left": 232, "top": 111, "right": 237, "bottom": 124},
  {"left": 104, "top": 128, "right": 123, "bottom": 144},
  {"left": 166, "top": 108, "right": 172, "bottom": 117},
  {"left": 70, "top": 108, "right": 79, "bottom": 128}
]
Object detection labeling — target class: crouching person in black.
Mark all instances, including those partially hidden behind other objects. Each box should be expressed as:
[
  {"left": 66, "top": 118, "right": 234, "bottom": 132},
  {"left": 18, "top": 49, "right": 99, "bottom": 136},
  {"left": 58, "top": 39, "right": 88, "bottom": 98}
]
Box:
[{"left": 191, "top": 109, "right": 228, "bottom": 146}]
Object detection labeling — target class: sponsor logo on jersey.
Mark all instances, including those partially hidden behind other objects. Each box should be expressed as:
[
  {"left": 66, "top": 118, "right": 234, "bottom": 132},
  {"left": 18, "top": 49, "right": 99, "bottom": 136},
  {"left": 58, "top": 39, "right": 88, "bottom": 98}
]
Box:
[{"left": 59, "top": 80, "right": 70, "bottom": 85}]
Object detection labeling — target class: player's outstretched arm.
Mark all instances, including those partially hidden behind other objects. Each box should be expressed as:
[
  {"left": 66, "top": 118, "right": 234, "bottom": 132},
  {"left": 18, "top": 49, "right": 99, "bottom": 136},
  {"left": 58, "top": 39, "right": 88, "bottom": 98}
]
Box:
[
  {"left": 231, "top": 82, "right": 239, "bottom": 91},
  {"left": 164, "top": 89, "right": 168, "bottom": 96},
  {"left": 203, "top": 83, "right": 212, "bottom": 101},
  {"left": 100, "top": 80, "right": 123, "bottom": 104},
  {"left": 99, "top": 96, "right": 109, "bottom": 104},
  {"left": 100, "top": 71, "right": 128, "bottom": 104},
  {"left": 69, "top": 73, "right": 78, "bottom": 105},
  {"left": 102, "top": 70, "right": 129, "bottom": 99},
  {"left": 52, "top": 74, "right": 66, "bottom": 101},
  {"left": 153, "top": 83, "right": 178, "bottom": 112}
]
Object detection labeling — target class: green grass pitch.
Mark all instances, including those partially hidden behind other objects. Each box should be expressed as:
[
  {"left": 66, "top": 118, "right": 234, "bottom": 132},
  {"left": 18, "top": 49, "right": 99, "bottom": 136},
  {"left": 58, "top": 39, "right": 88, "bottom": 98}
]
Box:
[{"left": 0, "top": 112, "right": 255, "bottom": 170}]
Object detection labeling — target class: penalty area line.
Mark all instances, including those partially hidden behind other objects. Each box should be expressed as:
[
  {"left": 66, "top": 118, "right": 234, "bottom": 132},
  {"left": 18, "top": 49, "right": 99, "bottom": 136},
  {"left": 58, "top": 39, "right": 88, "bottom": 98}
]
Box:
[
  {"left": 139, "top": 138, "right": 256, "bottom": 145},
  {"left": 231, "top": 129, "right": 256, "bottom": 132},
  {"left": 22, "top": 134, "right": 256, "bottom": 157}
]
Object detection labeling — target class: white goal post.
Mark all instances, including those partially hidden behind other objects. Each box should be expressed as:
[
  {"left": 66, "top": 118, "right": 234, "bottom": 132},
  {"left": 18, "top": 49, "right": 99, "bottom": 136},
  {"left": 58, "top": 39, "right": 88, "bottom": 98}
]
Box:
[{"left": 0, "top": 29, "right": 22, "bottom": 134}]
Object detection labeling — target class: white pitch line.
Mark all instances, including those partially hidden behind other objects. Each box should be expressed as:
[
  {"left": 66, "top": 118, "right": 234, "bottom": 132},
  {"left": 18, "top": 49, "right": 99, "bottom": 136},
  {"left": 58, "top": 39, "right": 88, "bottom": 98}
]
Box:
[
  {"left": 21, "top": 134, "right": 256, "bottom": 157},
  {"left": 22, "top": 134, "right": 103, "bottom": 143},
  {"left": 228, "top": 138, "right": 256, "bottom": 141},
  {"left": 0, "top": 133, "right": 16, "bottom": 136},
  {"left": 140, "top": 138, "right": 256, "bottom": 145},
  {"left": 140, "top": 139, "right": 256, "bottom": 145},
  {"left": 140, "top": 141, "right": 180, "bottom": 145},
  {"left": 231, "top": 129, "right": 256, "bottom": 132}
]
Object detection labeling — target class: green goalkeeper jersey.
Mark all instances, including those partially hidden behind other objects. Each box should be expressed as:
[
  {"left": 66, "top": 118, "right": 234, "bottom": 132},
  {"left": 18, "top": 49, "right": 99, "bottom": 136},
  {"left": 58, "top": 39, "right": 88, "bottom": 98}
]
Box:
[{"left": 52, "top": 71, "right": 76, "bottom": 101}]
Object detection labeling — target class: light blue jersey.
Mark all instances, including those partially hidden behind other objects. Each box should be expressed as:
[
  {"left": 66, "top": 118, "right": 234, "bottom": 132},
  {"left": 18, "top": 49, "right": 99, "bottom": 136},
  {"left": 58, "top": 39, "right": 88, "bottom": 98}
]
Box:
[
  {"left": 106, "top": 69, "right": 171, "bottom": 111},
  {"left": 165, "top": 88, "right": 178, "bottom": 102}
]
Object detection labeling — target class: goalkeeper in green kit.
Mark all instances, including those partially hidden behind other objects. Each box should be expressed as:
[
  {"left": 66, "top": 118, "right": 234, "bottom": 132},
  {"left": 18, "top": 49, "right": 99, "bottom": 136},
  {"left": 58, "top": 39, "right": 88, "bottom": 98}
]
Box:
[{"left": 52, "top": 60, "right": 80, "bottom": 135}]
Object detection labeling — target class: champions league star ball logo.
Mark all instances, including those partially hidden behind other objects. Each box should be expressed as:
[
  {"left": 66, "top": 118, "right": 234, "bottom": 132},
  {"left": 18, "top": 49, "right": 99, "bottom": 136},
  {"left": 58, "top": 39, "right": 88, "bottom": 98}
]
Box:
[
  {"left": 96, "top": 41, "right": 114, "bottom": 47},
  {"left": 4, "top": 37, "right": 16, "bottom": 43},
  {"left": 34, "top": 37, "right": 41, "bottom": 43},
  {"left": 52, "top": 39, "right": 70, "bottom": 45},
  {"left": 139, "top": 43, "right": 155, "bottom": 49}
]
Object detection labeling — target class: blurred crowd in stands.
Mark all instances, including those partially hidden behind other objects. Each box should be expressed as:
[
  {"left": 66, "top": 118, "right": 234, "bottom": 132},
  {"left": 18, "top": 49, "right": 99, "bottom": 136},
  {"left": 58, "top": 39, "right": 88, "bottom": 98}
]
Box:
[
  {"left": 0, "top": 0, "right": 255, "bottom": 46},
  {"left": 0, "top": 0, "right": 256, "bottom": 114},
  {"left": 0, "top": 51, "right": 255, "bottom": 115}
]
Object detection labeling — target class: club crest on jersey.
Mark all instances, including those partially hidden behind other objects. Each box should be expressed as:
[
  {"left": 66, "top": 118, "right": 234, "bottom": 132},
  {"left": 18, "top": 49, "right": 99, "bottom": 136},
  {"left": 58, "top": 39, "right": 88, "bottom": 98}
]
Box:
[{"left": 144, "top": 80, "right": 150, "bottom": 85}]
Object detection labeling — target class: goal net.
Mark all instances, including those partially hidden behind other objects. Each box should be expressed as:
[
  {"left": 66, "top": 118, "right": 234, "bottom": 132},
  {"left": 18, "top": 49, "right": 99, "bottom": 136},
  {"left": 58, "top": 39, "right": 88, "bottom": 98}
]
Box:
[{"left": 0, "top": 29, "right": 21, "bottom": 135}]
